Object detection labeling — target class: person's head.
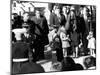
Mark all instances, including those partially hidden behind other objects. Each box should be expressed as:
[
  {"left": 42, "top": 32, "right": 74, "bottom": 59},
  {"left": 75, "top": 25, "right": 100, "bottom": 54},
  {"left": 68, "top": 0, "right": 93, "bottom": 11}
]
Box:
[
  {"left": 78, "top": 9, "right": 82, "bottom": 17},
  {"left": 35, "top": 10, "right": 41, "bottom": 18},
  {"left": 12, "top": 13, "right": 18, "bottom": 20},
  {"left": 60, "top": 26, "right": 66, "bottom": 34},
  {"left": 55, "top": 35, "right": 60, "bottom": 42},
  {"left": 83, "top": 56, "right": 96, "bottom": 69},
  {"left": 52, "top": 5, "right": 57, "bottom": 13},
  {"left": 83, "top": 7, "right": 90, "bottom": 17},
  {"left": 55, "top": 6, "right": 61, "bottom": 15},
  {"left": 70, "top": 10, "right": 75, "bottom": 19},
  {"left": 62, "top": 6, "right": 67, "bottom": 14},
  {"left": 89, "top": 31, "right": 94, "bottom": 37},
  {"left": 51, "top": 62, "right": 62, "bottom": 71},
  {"left": 66, "top": 6, "right": 70, "bottom": 13},
  {"left": 23, "top": 12, "right": 29, "bottom": 22},
  {"left": 22, "top": 22, "right": 30, "bottom": 33}
]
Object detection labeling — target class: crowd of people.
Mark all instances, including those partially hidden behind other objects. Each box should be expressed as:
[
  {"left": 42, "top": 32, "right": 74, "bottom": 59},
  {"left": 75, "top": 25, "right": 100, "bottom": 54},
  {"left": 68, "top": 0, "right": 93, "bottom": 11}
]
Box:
[{"left": 11, "top": 3, "right": 96, "bottom": 74}]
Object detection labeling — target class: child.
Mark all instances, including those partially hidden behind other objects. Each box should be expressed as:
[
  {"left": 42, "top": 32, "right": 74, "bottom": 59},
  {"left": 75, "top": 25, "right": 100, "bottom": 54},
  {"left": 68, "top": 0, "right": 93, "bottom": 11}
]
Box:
[
  {"left": 87, "top": 31, "right": 96, "bottom": 56},
  {"left": 70, "top": 26, "right": 82, "bottom": 58},
  {"left": 60, "top": 26, "right": 71, "bottom": 57},
  {"left": 50, "top": 28, "right": 63, "bottom": 62}
]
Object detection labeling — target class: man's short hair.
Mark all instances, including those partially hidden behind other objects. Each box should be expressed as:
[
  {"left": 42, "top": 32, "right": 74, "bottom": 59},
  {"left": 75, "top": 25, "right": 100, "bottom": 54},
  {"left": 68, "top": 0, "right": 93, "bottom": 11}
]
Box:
[{"left": 23, "top": 12, "right": 29, "bottom": 16}]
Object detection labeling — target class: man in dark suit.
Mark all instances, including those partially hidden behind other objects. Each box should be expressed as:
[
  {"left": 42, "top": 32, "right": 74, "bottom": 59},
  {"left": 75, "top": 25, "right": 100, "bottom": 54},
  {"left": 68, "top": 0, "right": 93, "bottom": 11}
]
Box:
[
  {"left": 31, "top": 10, "right": 49, "bottom": 61},
  {"left": 50, "top": 6, "right": 66, "bottom": 29}
]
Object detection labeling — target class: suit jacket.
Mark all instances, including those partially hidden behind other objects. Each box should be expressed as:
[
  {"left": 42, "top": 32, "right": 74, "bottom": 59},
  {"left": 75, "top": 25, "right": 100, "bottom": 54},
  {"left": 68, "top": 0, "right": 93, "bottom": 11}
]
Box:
[
  {"left": 31, "top": 16, "right": 49, "bottom": 45},
  {"left": 31, "top": 16, "right": 49, "bottom": 36},
  {"left": 50, "top": 13, "right": 66, "bottom": 27}
]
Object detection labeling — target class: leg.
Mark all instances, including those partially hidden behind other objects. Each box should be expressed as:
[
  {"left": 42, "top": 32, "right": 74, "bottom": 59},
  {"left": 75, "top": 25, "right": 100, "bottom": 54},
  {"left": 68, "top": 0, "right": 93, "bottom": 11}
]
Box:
[
  {"left": 64, "top": 48, "right": 67, "bottom": 57},
  {"left": 90, "top": 48, "right": 92, "bottom": 56},
  {"left": 93, "top": 49, "right": 95, "bottom": 55},
  {"left": 75, "top": 46, "right": 79, "bottom": 57},
  {"left": 72, "top": 46, "right": 75, "bottom": 57},
  {"left": 39, "top": 44, "right": 45, "bottom": 60},
  {"left": 92, "top": 49, "right": 96, "bottom": 57},
  {"left": 63, "top": 48, "right": 65, "bottom": 57},
  {"left": 56, "top": 48, "right": 63, "bottom": 62},
  {"left": 34, "top": 47, "right": 40, "bottom": 61}
]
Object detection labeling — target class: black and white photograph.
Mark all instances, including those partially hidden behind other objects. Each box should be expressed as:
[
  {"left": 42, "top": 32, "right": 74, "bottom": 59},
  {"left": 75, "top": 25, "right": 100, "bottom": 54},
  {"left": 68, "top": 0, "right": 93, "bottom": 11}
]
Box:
[{"left": 11, "top": 0, "right": 96, "bottom": 74}]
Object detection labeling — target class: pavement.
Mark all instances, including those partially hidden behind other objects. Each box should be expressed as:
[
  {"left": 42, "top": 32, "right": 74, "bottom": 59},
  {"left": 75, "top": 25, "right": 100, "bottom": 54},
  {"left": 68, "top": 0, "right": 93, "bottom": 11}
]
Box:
[{"left": 36, "top": 50, "right": 94, "bottom": 72}]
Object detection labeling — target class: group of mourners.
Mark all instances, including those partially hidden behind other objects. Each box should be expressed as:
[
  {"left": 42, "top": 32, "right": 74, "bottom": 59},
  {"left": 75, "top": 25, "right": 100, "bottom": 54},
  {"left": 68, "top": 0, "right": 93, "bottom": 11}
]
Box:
[
  {"left": 48, "top": 5, "right": 96, "bottom": 62},
  {"left": 11, "top": 4, "right": 96, "bottom": 74}
]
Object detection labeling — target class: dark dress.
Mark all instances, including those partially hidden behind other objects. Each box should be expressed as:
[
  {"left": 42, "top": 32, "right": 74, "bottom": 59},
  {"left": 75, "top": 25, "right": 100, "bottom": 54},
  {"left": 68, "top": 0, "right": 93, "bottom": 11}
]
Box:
[
  {"left": 76, "top": 16, "right": 88, "bottom": 55},
  {"left": 70, "top": 31, "right": 81, "bottom": 53},
  {"left": 71, "top": 31, "right": 81, "bottom": 47}
]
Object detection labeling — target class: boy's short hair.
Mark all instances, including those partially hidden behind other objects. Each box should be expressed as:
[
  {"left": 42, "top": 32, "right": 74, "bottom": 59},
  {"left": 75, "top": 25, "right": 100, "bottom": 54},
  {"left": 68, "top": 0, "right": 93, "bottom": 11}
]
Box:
[
  {"left": 83, "top": 56, "right": 96, "bottom": 69},
  {"left": 51, "top": 62, "right": 62, "bottom": 71}
]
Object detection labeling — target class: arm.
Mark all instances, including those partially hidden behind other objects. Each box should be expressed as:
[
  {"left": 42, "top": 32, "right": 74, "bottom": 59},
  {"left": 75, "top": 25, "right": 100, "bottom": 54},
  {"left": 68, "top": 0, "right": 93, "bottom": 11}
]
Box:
[
  {"left": 87, "top": 35, "right": 91, "bottom": 40},
  {"left": 50, "top": 13, "right": 54, "bottom": 27},
  {"left": 78, "top": 33, "right": 83, "bottom": 48},
  {"left": 43, "top": 17, "right": 49, "bottom": 34}
]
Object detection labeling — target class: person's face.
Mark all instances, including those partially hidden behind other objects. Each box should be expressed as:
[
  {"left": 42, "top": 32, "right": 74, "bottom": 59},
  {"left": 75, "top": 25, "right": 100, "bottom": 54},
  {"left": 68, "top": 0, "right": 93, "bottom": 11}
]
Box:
[
  {"left": 89, "top": 32, "right": 93, "bottom": 37},
  {"left": 23, "top": 13, "right": 29, "bottom": 21},
  {"left": 31, "top": 7, "right": 35, "bottom": 12},
  {"left": 55, "top": 9, "right": 60, "bottom": 14},
  {"left": 66, "top": 7, "right": 70, "bottom": 13},
  {"left": 62, "top": 7, "right": 67, "bottom": 13},
  {"left": 35, "top": 10, "right": 40, "bottom": 17}
]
